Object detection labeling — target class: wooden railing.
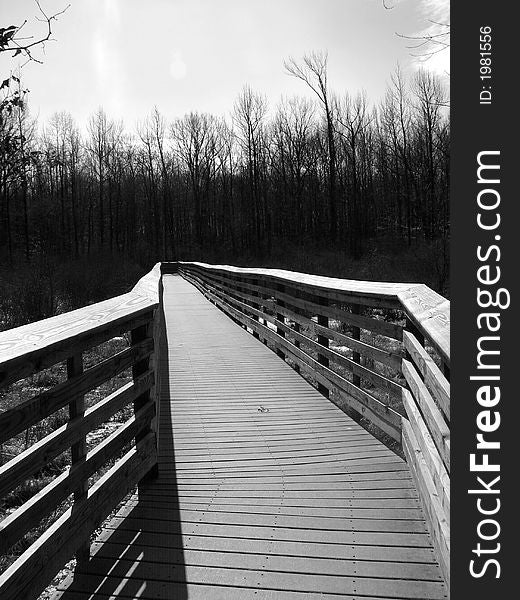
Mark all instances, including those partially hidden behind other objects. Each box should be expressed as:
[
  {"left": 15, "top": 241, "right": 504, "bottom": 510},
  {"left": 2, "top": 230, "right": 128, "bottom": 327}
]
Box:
[
  {"left": 0, "top": 261, "right": 450, "bottom": 595},
  {"left": 0, "top": 264, "right": 164, "bottom": 600},
  {"left": 178, "top": 261, "right": 450, "bottom": 588}
]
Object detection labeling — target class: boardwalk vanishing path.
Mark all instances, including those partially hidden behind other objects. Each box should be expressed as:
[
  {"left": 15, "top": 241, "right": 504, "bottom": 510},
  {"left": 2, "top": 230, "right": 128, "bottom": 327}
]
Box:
[{"left": 54, "top": 274, "right": 448, "bottom": 599}]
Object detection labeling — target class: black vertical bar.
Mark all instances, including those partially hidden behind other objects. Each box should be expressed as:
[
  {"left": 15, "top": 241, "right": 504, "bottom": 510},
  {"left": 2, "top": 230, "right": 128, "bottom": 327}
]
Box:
[
  {"left": 251, "top": 278, "right": 260, "bottom": 339},
  {"left": 293, "top": 292, "right": 301, "bottom": 374},
  {"left": 67, "top": 352, "right": 89, "bottom": 566},
  {"left": 317, "top": 295, "right": 329, "bottom": 398},
  {"left": 131, "top": 322, "right": 158, "bottom": 482},
  {"left": 276, "top": 283, "right": 286, "bottom": 359},
  {"left": 351, "top": 304, "right": 361, "bottom": 388}
]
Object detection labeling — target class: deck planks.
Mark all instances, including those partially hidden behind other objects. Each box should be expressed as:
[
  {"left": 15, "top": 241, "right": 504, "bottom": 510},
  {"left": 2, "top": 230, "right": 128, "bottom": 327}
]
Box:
[{"left": 54, "top": 274, "right": 447, "bottom": 599}]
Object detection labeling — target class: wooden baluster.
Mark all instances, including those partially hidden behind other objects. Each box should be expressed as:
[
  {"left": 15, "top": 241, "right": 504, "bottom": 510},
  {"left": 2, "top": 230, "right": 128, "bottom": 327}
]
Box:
[
  {"left": 67, "top": 352, "right": 89, "bottom": 566},
  {"left": 293, "top": 292, "right": 301, "bottom": 374},
  {"left": 276, "top": 284, "right": 286, "bottom": 360},
  {"left": 131, "top": 322, "right": 158, "bottom": 484},
  {"left": 251, "top": 278, "right": 260, "bottom": 339},
  {"left": 238, "top": 276, "right": 247, "bottom": 329},
  {"left": 317, "top": 296, "right": 329, "bottom": 398},
  {"left": 351, "top": 304, "right": 361, "bottom": 388}
]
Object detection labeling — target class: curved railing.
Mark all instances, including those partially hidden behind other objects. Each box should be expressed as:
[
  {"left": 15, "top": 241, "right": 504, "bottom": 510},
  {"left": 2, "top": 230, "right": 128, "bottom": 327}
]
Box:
[
  {"left": 178, "top": 261, "right": 450, "bottom": 587},
  {"left": 0, "top": 264, "right": 163, "bottom": 600},
  {"left": 0, "top": 261, "right": 450, "bottom": 596}
]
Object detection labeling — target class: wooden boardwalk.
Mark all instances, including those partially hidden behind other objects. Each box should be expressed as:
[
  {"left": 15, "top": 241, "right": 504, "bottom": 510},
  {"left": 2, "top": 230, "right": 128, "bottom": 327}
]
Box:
[{"left": 55, "top": 275, "right": 448, "bottom": 599}]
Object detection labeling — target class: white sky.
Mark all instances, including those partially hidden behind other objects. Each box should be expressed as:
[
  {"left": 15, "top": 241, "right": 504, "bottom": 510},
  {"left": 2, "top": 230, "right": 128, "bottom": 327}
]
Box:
[{"left": 0, "top": 0, "right": 449, "bottom": 131}]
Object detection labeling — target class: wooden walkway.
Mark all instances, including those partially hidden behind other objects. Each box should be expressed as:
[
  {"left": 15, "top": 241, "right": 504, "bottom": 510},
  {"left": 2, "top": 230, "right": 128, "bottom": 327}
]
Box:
[{"left": 55, "top": 275, "right": 448, "bottom": 599}]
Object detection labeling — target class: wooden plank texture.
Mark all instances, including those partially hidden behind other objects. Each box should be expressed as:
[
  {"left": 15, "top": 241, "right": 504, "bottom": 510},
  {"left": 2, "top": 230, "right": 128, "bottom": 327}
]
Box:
[
  {"left": 180, "top": 261, "right": 449, "bottom": 359},
  {"left": 54, "top": 274, "right": 448, "bottom": 600},
  {"left": 0, "top": 264, "right": 160, "bottom": 389}
]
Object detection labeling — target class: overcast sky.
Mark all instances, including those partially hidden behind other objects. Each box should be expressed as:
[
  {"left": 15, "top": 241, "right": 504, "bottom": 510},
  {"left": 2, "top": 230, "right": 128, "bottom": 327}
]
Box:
[{"left": 0, "top": 0, "right": 449, "bottom": 130}]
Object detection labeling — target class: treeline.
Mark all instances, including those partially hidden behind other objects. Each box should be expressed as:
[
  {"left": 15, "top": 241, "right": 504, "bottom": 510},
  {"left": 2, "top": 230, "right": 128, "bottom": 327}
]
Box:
[{"left": 1, "top": 57, "right": 449, "bottom": 295}]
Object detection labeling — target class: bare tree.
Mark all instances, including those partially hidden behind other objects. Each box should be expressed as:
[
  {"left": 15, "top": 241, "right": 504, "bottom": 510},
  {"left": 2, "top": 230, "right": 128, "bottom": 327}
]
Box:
[
  {"left": 336, "top": 92, "right": 373, "bottom": 256},
  {"left": 233, "top": 86, "right": 268, "bottom": 250},
  {"left": 285, "top": 51, "right": 338, "bottom": 241},
  {"left": 171, "top": 112, "right": 222, "bottom": 246}
]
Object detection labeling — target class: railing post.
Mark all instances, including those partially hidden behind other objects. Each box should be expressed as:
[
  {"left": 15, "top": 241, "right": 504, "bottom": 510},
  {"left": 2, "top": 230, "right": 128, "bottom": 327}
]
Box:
[
  {"left": 67, "top": 352, "right": 89, "bottom": 566},
  {"left": 251, "top": 278, "right": 260, "bottom": 339},
  {"left": 152, "top": 281, "right": 163, "bottom": 452},
  {"left": 351, "top": 304, "right": 361, "bottom": 388},
  {"left": 276, "top": 284, "right": 286, "bottom": 360},
  {"left": 292, "top": 292, "right": 301, "bottom": 374},
  {"left": 317, "top": 295, "right": 329, "bottom": 398},
  {"left": 131, "top": 322, "right": 158, "bottom": 483},
  {"left": 237, "top": 276, "right": 247, "bottom": 329}
]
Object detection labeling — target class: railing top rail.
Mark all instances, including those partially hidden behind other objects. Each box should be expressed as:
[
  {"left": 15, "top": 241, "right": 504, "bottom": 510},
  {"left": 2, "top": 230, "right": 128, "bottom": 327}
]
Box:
[
  {"left": 0, "top": 260, "right": 449, "bottom": 382},
  {"left": 179, "top": 261, "right": 450, "bottom": 366},
  {"left": 0, "top": 263, "right": 162, "bottom": 386},
  {"left": 180, "top": 261, "right": 413, "bottom": 298}
]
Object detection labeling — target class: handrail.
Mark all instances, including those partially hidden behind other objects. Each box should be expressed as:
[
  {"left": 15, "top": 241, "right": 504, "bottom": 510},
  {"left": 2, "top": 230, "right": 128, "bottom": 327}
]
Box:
[
  {"left": 178, "top": 261, "right": 450, "bottom": 368},
  {"left": 177, "top": 261, "right": 450, "bottom": 589},
  {"left": 0, "top": 260, "right": 450, "bottom": 596},
  {"left": 0, "top": 264, "right": 163, "bottom": 600}
]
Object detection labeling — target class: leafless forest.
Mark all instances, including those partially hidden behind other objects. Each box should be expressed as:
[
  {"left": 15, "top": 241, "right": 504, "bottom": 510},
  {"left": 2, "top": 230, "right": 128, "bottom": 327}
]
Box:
[{"left": 1, "top": 53, "right": 449, "bottom": 329}]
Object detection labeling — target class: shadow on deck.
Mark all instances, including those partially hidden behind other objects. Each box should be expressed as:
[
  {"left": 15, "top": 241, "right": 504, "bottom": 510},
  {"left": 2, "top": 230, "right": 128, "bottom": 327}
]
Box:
[
  {"left": 55, "top": 283, "right": 187, "bottom": 599},
  {"left": 53, "top": 275, "right": 447, "bottom": 600}
]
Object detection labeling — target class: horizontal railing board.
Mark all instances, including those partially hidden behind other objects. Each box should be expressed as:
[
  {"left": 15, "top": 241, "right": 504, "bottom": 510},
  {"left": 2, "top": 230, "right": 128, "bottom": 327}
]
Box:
[
  {"left": 185, "top": 271, "right": 402, "bottom": 418},
  {"left": 402, "top": 420, "right": 450, "bottom": 588},
  {"left": 194, "top": 273, "right": 403, "bottom": 395},
  {"left": 278, "top": 302, "right": 403, "bottom": 371},
  {"left": 207, "top": 268, "right": 404, "bottom": 310},
  {"left": 402, "top": 360, "right": 450, "bottom": 473},
  {"left": 272, "top": 319, "right": 403, "bottom": 395},
  {"left": 179, "top": 262, "right": 450, "bottom": 595},
  {"left": 0, "top": 262, "right": 449, "bottom": 597},
  {"left": 0, "top": 369, "right": 154, "bottom": 498},
  {"left": 0, "top": 400, "right": 155, "bottom": 554},
  {"left": 184, "top": 273, "right": 403, "bottom": 441},
  {"left": 397, "top": 286, "right": 450, "bottom": 367},
  {"left": 180, "top": 261, "right": 449, "bottom": 366},
  {"left": 0, "top": 339, "right": 153, "bottom": 444},
  {"left": 0, "top": 434, "right": 156, "bottom": 600},
  {"left": 191, "top": 268, "right": 404, "bottom": 340},
  {"left": 403, "top": 331, "right": 450, "bottom": 422},
  {"left": 190, "top": 271, "right": 403, "bottom": 370},
  {"left": 199, "top": 267, "right": 401, "bottom": 313},
  {"left": 401, "top": 390, "right": 450, "bottom": 519},
  {"left": 180, "top": 261, "right": 411, "bottom": 301},
  {"left": 0, "top": 265, "right": 161, "bottom": 389}
]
